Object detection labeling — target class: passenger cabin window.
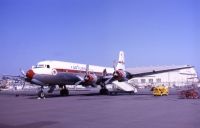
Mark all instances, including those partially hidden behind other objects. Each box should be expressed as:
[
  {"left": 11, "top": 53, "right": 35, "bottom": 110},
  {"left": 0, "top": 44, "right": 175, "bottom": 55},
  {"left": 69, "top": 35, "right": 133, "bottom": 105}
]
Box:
[
  {"left": 141, "top": 79, "right": 146, "bottom": 83},
  {"left": 132, "top": 79, "right": 139, "bottom": 83},
  {"left": 156, "top": 78, "right": 161, "bottom": 83},
  {"left": 47, "top": 65, "right": 50, "bottom": 68},
  {"left": 149, "top": 79, "right": 153, "bottom": 83}
]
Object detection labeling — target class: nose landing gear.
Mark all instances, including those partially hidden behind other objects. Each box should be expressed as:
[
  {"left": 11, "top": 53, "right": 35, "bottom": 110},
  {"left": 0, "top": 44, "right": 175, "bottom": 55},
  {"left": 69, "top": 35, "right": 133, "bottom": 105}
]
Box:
[
  {"left": 38, "top": 90, "right": 45, "bottom": 99},
  {"left": 37, "top": 86, "right": 45, "bottom": 99}
]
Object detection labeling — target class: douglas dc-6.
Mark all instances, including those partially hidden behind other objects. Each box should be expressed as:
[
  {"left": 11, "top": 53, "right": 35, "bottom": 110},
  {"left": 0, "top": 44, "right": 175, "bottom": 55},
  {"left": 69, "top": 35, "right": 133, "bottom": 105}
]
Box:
[{"left": 21, "top": 51, "right": 138, "bottom": 98}]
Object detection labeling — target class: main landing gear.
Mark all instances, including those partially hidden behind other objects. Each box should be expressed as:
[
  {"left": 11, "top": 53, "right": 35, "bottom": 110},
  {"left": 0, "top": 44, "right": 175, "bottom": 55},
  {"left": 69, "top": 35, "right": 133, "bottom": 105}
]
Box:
[
  {"left": 99, "top": 88, "right": 109, "bottom": 95},
  {"left": 99, "top": 82, "right": 110, "bottom": 95},
  {"left": 37, "top": 85, "right": 69, "bottom": 99},
  {"left": 60, "top": 85, "right": 69, "bottom": 96}
]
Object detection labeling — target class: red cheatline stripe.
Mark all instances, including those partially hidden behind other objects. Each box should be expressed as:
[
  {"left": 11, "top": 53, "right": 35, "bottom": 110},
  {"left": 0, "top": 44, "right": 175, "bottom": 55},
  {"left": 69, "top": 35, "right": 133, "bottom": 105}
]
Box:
[{"left": 55, "top": 68, "right": 112, "bottom": 75}]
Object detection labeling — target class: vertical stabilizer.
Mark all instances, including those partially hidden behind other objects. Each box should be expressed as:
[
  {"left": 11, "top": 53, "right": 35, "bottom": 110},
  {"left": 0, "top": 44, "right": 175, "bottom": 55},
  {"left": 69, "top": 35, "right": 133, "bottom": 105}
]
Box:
[{"left": 116, "top": 51, "right": 125, "bottom": 70}]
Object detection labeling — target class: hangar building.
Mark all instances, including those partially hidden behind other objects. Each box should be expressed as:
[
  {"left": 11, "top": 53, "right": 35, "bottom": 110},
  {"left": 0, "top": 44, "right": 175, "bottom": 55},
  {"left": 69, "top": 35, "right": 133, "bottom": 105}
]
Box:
[{"left": 126, "top": 65, "right": 199, "bottom": 88}]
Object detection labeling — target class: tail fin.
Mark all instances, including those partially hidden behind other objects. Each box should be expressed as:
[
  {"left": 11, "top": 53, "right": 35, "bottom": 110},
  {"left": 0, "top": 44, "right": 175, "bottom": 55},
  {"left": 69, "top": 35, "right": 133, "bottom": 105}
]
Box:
[{"left": 116, "top": 51, "right": 125, "bottom": 70}]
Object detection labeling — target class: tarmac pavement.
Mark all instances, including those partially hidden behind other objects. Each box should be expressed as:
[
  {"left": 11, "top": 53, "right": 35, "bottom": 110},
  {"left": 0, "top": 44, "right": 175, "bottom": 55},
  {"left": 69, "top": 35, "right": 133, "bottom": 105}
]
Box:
[{"left": 0, "top": 89, "right": 200, "bottom": 128}]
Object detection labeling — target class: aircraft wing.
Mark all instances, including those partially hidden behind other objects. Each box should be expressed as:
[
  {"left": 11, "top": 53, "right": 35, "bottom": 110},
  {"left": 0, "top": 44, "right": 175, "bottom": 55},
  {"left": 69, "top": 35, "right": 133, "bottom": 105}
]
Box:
[{"left": 126, "top": 65, "right": 194, "bottom": 78}]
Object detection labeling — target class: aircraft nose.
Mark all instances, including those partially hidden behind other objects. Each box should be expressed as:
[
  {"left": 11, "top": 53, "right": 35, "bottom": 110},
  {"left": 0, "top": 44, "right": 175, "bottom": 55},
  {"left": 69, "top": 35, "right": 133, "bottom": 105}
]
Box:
[{"left": 26, "top": 69, "right": 35, "bottom": 79}]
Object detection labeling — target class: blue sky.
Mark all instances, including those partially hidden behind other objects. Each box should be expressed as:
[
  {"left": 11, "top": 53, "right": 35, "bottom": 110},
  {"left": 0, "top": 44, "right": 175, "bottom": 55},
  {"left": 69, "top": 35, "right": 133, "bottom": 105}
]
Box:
[{"left": 0, "top": 0, "right": 199, "bottom": 75}]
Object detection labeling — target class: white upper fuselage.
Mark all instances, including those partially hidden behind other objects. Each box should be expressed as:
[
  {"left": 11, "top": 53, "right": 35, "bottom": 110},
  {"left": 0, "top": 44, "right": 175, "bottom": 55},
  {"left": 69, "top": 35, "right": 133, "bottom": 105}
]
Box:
[{"left": 31, "top": 60, "right": 114, "bottom": 76}]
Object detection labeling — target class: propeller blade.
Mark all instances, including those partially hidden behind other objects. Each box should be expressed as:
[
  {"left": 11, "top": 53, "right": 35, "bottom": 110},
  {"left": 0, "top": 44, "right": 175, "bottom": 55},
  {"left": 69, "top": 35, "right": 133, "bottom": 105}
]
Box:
[
  {"left": 103, "top": 68, "right": 107, "bottom": 77},
  {"left": 21, "top": 80, "right": 26, "bottom": 90},
  {"left": 86, "top": 64, "right": 89, "bottom": 75},
  {"left": 105, "top": 77, "right": 114, "bottom": 85},
  {"left": 20, "top": 68, "right": 26, "bottom": 76},
  {"left": 113, "top": 60, "right": 117, "bottom": 71},
  {"left": 75, "top": 80, "right": 83, "bottom": 86}
]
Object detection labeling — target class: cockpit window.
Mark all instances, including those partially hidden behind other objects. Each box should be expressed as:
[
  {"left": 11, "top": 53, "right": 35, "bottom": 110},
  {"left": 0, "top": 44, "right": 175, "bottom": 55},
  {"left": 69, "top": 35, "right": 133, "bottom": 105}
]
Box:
[
  {"left": 33, "top": 64, "right": 50, "bottom": 69},
  {"left": 35, "top": 64, "right": 45, "bottom": 68}
]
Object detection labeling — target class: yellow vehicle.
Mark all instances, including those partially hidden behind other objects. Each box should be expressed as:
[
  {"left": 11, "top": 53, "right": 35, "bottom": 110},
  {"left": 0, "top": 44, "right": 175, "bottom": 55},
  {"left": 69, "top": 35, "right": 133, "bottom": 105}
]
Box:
[{"left": 151, "top": 85, "right": 169, "bottom": 96}]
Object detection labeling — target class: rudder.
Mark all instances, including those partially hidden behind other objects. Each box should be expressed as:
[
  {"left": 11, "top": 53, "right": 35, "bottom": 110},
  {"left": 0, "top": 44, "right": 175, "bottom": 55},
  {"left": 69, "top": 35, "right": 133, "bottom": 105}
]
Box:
[{"left": 116, "top": 51, "right": 125, "bottom": 70}]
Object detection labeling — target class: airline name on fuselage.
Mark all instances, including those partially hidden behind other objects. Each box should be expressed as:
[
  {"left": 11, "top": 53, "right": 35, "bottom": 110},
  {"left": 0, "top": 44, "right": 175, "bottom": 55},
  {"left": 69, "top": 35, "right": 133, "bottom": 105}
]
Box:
[{"left": 71, "top": 65, "right": 86, "bottom": 71}]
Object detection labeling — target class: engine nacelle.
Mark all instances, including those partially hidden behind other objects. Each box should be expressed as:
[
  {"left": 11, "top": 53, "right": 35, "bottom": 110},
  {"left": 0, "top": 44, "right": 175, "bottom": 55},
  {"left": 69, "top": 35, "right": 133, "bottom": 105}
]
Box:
[
  {"left": 26, "top": 69, "right": 35, "bottom": 80},
  {"left": 113, "top": 70, "right": 126, "bottom": 80},
  {"left": 84, "top": 74, "right": 98, "bottom": 84}
]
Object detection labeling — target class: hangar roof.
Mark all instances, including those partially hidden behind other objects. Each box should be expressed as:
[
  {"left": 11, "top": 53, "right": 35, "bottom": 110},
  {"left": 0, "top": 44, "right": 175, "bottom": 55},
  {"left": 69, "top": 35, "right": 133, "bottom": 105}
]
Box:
[{"left": 126, "top": 65, "right": 193, "bottom": 75}]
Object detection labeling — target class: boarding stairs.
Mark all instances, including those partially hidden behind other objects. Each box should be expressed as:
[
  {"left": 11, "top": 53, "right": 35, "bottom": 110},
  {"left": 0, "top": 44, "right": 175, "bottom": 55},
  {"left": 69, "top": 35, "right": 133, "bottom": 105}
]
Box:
[{"left": 106, "top": 80, "right": 137, "bottom": 93}]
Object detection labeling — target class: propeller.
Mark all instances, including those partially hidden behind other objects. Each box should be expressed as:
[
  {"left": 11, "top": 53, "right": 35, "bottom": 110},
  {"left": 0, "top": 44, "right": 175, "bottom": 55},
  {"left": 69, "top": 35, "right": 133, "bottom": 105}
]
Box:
[
  {"left": 103, "top": 68, "right": 107, "bottom": 77},
  {"left": 75, "top": 64, "right": 97, "bottom": 86},
  {"left": 20, "top": 68, "right": 26, "bottom": 77},
  {"left": 19, "top": 68, "right": 27, "bottom": 89},
  {"left": 86, "top": 64, "right": 89, "bottom": 75},
  {"left": 113, "top": 60, "right": 117, "bottom": 71},
  {"left": 103, "top": 60, "right": 127, "bottom": 85},
  {"left": 84, "top": 64, "right": 92, "bottom": 82}
]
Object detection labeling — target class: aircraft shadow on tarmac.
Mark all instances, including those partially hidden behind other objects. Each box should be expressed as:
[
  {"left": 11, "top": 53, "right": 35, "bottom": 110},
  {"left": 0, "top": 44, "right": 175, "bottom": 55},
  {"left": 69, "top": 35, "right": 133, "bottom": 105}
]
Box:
[
  {"left": 27, "top": 92, "right": 138, "bottom": 99},
  {"left": 0, "top": 121, "right": 59, "bottom": 128},
  {"left": 0, "top": 89, "right": 183, "bottom": 100}
]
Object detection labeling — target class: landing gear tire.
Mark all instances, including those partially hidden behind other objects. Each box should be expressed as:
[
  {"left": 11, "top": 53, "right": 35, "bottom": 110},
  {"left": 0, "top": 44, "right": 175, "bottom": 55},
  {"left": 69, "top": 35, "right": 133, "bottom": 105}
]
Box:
[
  {"left": 113, "top": 92, "right": 118, "bottom": 95},
  {"left": 129, "top": 91, "right": 135, "bottom": 95},
  {"left": 60, "top": 89, "right": 69, "bottom": 96},
  {"left": 109, "top": 92, "right": 116, "bottom": 95},
  {"left": 100, "top": 89, "right": 109, "bottom": 95},
  {"left": 38, "top": 90, "right": 45, "bottom": 99}
]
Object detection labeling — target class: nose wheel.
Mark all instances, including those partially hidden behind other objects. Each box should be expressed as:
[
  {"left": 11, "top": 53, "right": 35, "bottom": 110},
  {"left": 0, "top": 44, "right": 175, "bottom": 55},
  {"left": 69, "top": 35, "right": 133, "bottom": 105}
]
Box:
[
  {"left": 37, "top": 86, "right": 46, "bottom": 99},
  {"left": 38, "top": 90, "right": 45, "bottom": 99}
]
